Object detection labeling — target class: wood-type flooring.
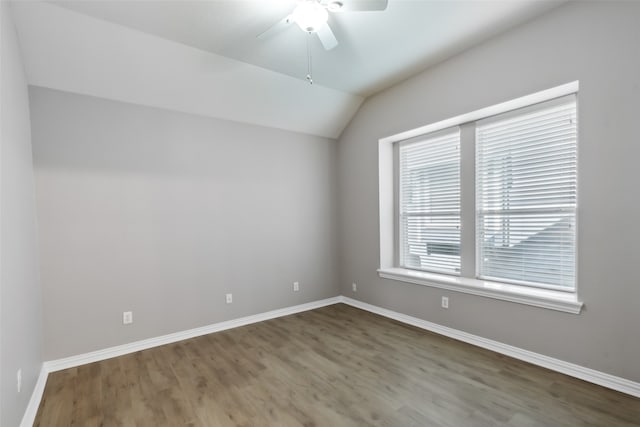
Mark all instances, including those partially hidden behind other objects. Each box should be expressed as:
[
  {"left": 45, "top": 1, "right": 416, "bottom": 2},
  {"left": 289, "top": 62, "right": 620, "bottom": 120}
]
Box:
[{"left": 34, "top": 304, "right": 640, "bottom": 426}]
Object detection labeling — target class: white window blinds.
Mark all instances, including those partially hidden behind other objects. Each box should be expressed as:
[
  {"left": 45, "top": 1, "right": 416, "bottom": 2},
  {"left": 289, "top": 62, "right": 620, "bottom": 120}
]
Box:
[
  {"left": 476, "top": 95, "right": 577, "bottom": 289},
  {"left": 399, "top": 129, "right": 461, "bottom": 274}
]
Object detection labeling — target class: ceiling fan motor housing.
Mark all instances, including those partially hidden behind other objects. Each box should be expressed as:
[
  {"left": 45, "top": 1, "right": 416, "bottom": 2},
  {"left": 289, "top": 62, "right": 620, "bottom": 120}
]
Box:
[{"left": 292, "top": 1, "right": 329, "bottom": 33}]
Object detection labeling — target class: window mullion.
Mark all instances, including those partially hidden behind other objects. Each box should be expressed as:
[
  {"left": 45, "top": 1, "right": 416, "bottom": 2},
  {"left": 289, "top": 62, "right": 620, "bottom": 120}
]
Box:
[{"left": 459, "top": 123, "right": 476, "bottom": 278}]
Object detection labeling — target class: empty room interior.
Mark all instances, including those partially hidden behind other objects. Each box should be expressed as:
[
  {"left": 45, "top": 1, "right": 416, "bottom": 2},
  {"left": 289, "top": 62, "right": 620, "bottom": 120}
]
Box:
[{"left": 2, "top": 0, "right": 640, "bottom": 425}]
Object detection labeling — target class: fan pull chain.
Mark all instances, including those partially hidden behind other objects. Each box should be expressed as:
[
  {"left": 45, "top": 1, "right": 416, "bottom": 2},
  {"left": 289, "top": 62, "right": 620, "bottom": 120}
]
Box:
[{"left": 306, "top": 32, "right": 313, "bottom": 85}]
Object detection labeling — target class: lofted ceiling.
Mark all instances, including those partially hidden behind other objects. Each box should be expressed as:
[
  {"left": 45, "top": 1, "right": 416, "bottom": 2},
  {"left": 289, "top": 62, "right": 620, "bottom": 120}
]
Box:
[{"left": 11, "top": 0, "right": 566, "bottom": 138}]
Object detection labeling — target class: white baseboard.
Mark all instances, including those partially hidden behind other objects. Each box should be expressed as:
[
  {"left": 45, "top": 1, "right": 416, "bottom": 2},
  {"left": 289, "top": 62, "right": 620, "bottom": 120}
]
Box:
[
  {"left": 21, "top": 296, "right": 340, "bottom": 427},
  {"left": 20, "top": 364, "right": 48, "bottom": 427},
  {"left": 45, "top": 296, "right": 341, "bottom": 373},
  {"left": 338, "top": 296, "right": 640, "bottom": 398},
  {"left": 20, "top": 294, "right": 640, "bottom": 426}
]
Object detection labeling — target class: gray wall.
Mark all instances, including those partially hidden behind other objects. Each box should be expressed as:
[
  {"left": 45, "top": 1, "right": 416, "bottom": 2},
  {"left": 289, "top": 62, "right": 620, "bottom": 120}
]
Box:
[
  {"left": 30, "top": 87, "right": 340, "bottom": 360},
  {"left": 1, "top": 3, "right": 43, "bottom": 426},
  {"left": 338, "top": 1, "right": 640, "bottom": 382}
]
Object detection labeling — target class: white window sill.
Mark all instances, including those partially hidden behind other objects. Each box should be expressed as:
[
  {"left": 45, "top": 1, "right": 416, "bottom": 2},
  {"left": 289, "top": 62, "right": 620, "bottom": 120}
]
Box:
[{"left": 377, "top": 268, "right": 583, "bottom": 314}]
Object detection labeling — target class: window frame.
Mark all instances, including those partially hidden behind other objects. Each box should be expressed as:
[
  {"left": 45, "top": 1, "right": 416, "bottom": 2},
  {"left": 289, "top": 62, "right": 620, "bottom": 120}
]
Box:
[
  {"left": 397, "top": 128, "right": 462, "bottom": 275},
  {"left": 475, "top": 95, "right": 578, "bottom": 292},
  {"left": 378, "top": 82, "right": 583, "bottom": 314}
]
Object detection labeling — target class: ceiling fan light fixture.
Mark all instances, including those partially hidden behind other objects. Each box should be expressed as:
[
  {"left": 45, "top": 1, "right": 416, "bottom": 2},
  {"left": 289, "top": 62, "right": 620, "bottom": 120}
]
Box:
[{"left": 291, "top": 1, "right": 328, "bottom": 33}]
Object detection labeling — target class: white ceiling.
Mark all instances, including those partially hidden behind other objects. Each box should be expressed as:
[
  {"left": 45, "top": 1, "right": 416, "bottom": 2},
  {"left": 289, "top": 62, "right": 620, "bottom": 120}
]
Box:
[
  {"left": 50, "top": 0, "right": 565, "bottom": 96},
  {"left": 11, "top": 0, "right": 565, "bottom": 138}
]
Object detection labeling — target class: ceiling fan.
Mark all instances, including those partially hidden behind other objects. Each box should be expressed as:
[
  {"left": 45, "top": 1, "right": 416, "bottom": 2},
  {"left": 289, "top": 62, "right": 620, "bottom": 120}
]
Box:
[{"left": 257, "top": 0, "right": 389, "bottom": 51}]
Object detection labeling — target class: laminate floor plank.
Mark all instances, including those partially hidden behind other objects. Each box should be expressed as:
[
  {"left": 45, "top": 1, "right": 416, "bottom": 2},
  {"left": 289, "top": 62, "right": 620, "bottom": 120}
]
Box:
[{"left": 34, "top": 304, "right": 640, "bottom": 426}]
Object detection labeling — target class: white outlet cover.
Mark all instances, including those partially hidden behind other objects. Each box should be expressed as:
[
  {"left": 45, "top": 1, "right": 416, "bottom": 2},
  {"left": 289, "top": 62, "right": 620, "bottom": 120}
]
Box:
[
  {"left": 123, "top": 311, "right": 133, "bottom": 324},
  {"left": 441, "top": 296, "right": 449, "bottom": 309},
  {"left": 352, "top": 282, "right": 357, "bottom": 292},
  {"left": 293, "top": 281, "right": 299, "bottom": 291},
  {"left": 17, "top": 368, "right": 22, "bottom": 393},
  {"left": 226, "top": 293, "right": 233, "bottom": 304}
]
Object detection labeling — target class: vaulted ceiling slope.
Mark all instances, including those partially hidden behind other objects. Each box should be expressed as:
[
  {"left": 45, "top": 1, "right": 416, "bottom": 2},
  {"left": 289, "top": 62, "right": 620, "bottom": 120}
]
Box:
[
  {"left": 11, "top": 1, "right": 361, "bottom": 138},
  {"left": 11, "top": 1, "right": 564, "bottom": 138}
]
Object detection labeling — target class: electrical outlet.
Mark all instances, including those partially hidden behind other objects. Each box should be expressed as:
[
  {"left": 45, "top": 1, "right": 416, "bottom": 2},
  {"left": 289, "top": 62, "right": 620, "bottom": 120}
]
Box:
[
  {"left": 293, "top": 281, "right": 299, "bottom": 292},
  {"left": 352, "top": 282, "right": 357, "bottom": 292},
  {"left": 226, "top": 293, "right": 233, "bottom": 304},
  {"left": 123, "top": 311, "right": 133, "bottom": 325},
  {"left": 17, "top": 368, "right": 22, "bottom": 393},
  {"left": 441, "top": 296, "right": 449, "bottom": 309}
]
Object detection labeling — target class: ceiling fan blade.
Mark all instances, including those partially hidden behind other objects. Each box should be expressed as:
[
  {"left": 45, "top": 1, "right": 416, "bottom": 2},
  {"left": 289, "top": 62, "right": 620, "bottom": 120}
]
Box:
[
  {"left": 317, "top": 23, "right": 338, "bottom": 50},
  {"left": 257, "top": 15, "right": 293, "bottom": 39},
  {"left": 338, "top": 0, "right": 388, "bottom": 12}
]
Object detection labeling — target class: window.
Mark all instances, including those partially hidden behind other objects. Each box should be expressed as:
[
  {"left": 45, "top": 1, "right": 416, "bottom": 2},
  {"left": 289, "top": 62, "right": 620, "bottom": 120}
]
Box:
[
  {"left": 380, "top": 82, "right": 582, "bottom": 313},
  {"left": 399, "top": 130, "right": 461, "bottom": 274},
  {"left": 476, "top": 97, "right": 577, "bottom": 290}
]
